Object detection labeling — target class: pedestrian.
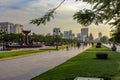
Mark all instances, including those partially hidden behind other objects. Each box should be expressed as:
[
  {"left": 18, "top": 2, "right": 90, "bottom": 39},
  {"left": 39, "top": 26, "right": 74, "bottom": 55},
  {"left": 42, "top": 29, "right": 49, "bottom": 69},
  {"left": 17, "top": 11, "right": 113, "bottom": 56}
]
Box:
[
  {"left": 81, "top": 42, "right": 84, "bottom": 49},
  {"left": 66, "top": 45, "right": 69, "bottom": 51},
  {"left": 77, "top": 42, "right": 80, "bottom": 49},
  {"left": 111, "top": 43, "right": 117, "bottom": 51},
  {"left": 74, "top": 43, "right": 76, "bottom": 49},
  {"left": 91, "top": 42, "right": 94, "bottom": 46}
]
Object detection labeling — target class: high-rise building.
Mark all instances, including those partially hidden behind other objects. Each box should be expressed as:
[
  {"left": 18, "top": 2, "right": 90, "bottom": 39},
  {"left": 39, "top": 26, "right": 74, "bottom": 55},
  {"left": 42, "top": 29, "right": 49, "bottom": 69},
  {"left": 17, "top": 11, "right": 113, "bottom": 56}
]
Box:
[
  {"left": 63, "top": 30, "right": 73, "bottom": 39},
  {"left": 53, "top": 28, "right": 61, "bottom": 36},
  {"left": 0, "top": 22, "right": 23, "bottom": 34},
  {"left": 89, "top": 33, "right": 94, "bottom": 42},
  {"left": 77, "top": 33, "right": 82, "bottom": 40},
  {"left": 98, "top": 32, "right": 102, "bottom": 39},
  {"left": 81, "top": 28, "right": 88, "bottom": 41}
]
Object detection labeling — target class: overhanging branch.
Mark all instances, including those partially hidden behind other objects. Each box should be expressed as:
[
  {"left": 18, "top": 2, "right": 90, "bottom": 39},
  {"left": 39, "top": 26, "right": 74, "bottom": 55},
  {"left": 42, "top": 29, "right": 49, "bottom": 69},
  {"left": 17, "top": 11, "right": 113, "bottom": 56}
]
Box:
[{"left": 30, "top": 0, "right": 66, "bottom": 26}]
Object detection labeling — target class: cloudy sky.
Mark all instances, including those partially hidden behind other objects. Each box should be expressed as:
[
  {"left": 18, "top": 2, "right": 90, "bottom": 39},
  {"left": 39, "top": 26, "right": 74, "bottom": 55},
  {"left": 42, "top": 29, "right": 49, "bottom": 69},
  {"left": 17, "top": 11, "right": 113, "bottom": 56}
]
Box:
[{"left": 0, "top": 0, "right": 111, "bottom": 38}]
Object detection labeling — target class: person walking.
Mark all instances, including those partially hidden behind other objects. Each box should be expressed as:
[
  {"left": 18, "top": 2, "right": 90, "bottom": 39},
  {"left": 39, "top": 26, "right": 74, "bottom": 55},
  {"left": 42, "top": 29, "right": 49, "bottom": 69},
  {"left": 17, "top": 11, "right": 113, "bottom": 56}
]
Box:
[{"left": 111, "top": 43, "right": 117, "bottom": 51}]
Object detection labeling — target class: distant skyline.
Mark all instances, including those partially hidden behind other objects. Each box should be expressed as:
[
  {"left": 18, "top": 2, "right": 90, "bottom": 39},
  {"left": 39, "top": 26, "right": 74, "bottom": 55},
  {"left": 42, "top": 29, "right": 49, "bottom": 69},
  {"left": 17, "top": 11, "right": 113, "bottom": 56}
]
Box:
[{"left": 0, "top": 0, "right": 111, "bottom": 38}]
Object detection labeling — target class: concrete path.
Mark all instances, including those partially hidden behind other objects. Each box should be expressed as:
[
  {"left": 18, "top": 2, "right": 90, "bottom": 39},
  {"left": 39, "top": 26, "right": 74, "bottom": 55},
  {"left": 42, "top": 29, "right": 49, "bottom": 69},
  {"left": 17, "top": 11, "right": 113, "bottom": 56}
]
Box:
[
  {"left": 0, "top": 46, "right": 51, "bottom": 53},
  {"left": 104, "top": 44, "right": 120, "bottom": 53},
  {"left": 0, "top": 46, "right": 90, "bottom": 80}
]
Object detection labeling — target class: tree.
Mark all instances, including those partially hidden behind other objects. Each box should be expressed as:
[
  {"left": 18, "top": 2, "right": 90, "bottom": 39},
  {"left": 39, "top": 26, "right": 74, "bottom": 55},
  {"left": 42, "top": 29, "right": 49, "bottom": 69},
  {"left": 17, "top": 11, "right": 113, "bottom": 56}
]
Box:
[
  {"left": 30, "top": 33, "right": 45, "bottom": 42},
  {"left": 73, "top": 0, "right": 120, "bottom": 26},
  {"left": 110, "top": 26, "right": 120, "bottom": 43},
  {"left": 3, "top": 33, "right": 24, "bottom": 42},
  {"left": 30, "top": 0, "right": 65, "bottom": 26},
  {"left": 30, "top": 0, "right": 120, "bottom": 26},
  {"left": 100, "top": 36, "right": 108, "bottom": 43}
]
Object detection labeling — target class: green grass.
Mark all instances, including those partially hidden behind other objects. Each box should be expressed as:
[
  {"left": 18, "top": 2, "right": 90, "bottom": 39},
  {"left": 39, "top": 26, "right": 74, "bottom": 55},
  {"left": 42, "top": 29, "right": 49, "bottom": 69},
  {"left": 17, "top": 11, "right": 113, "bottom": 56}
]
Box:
[
  {"left": 40, "top": 45, "right": 67, "bottom": 50},
  {"left": 31, "top": 46, "right": 120, "bottom": 80},
  {"left": 0, "top": 50, "right": 45, "bottom": 58},
  {"left": 87, "top": 45, "right": 111, "bottom": 51},
  {"left": 0, "top": 45, "right": 66, "bottom": 59}
]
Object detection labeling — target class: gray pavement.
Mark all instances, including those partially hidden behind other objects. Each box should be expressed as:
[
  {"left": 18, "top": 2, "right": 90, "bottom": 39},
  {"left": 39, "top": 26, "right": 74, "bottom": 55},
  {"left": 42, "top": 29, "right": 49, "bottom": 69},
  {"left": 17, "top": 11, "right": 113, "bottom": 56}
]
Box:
[
  {"left": 104, "top": 44, "right": 120, "bottom": 53},
  {"left": 0, "top": 46, "right": 90, "bottom": 80},
  {"left": 0, "top": 46, "right": 51, "bottom": 53}
]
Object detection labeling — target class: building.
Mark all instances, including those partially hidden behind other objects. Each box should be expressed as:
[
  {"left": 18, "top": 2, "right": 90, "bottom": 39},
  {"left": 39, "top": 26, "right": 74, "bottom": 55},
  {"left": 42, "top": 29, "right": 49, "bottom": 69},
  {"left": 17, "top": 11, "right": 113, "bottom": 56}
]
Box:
[
  {"left": 77, "top": 33, "right": 82, "bottom": 40},
  {"left": 98, "top": 32, "right": 102, "bottom": 39},
  {"left": 81, "top": 28, "right": 88, "bottom": 41},
  {"left": 63, "top": 30, "right": 73, "bottom": 39},
  {"left": 11, "top": 24, "right": 23, "bottom": 34},
  {"left": 0, "top": 22, "right": 23, "bottom": 34},
  {"left": 89, "top": 33, "right": 94, "bottom": 42},
  {"left": 53, "top": 28, "right": 61, "bottom": 36}
]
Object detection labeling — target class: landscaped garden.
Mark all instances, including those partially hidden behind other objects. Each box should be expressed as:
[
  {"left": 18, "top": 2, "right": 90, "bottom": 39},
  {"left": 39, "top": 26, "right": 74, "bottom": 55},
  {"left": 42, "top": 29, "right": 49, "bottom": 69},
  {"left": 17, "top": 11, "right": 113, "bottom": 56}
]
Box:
[
  {"left": 0, "top": 45, "right": 66, "bottom": 59},
  {"left": 31, "top": 45, "right": 120, "bottom": 80}
]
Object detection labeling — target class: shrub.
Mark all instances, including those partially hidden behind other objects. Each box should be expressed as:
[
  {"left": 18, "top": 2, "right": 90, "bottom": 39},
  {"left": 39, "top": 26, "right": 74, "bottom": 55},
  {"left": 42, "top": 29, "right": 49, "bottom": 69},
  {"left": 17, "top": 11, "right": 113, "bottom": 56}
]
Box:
[
  {"left": 96, "top": 43, "right": 101, "bottom": 48},
  {"left": 96, "top": 53, "right": 108, "bottom": 59}
]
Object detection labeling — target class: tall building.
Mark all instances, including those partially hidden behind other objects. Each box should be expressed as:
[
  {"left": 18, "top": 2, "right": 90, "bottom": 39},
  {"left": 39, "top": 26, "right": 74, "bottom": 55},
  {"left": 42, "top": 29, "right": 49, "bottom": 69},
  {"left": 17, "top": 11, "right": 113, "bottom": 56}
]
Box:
[
  {"left": 98, "top": 32, "right": 102, "bottom": 39},
  {"left": 89, "top": 33, "right": 94, "bottom": 42},
  {"left": 77, "top": 33, "right": 82, "bottom": 40},
  {"left": 81, "top": 28, "right": 88, "bottom": 41},
  {"left": 0, "top": 22, "right": 23, "bottom": 34},
  {"left": 63, "top": 30, "right": 73, "bottom": 39},
  {"left": 53, "top": 28, "right": 61, "bottom": 36}
]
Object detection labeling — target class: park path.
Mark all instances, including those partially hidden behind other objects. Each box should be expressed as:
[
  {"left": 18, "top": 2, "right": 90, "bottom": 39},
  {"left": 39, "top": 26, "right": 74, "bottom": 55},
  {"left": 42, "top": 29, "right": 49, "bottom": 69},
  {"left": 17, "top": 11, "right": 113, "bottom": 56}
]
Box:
[
  {"left": 104, "top": 44, "right": 120, "bottom": 53},
  {"left": 0, "top": 46, "right": 90, "bottom": 80}
]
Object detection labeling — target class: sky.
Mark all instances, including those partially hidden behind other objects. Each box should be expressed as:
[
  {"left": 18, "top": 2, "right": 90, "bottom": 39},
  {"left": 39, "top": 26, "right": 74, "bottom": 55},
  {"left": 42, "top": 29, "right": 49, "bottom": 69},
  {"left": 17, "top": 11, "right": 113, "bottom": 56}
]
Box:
[{"left": 0, "top": 0, "right": 111, "bottom": 38}]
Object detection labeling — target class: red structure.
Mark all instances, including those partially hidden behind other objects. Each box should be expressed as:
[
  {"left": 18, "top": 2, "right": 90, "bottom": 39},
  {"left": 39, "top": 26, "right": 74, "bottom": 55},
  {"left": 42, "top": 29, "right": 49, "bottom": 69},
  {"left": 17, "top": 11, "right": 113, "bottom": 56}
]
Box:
[{"left": 22, "top": 30, "right": 31, "bottom": 45}]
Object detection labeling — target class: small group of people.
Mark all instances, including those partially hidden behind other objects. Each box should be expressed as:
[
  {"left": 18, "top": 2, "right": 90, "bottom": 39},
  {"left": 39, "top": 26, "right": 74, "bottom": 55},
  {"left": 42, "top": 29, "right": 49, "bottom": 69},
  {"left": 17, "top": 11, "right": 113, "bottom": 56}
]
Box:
[
  {"left": 66, "top": 42, "right": 92, "bottom": 51},
  {"left": 66, "top": 42, "right": 118, "bottom": 52}
]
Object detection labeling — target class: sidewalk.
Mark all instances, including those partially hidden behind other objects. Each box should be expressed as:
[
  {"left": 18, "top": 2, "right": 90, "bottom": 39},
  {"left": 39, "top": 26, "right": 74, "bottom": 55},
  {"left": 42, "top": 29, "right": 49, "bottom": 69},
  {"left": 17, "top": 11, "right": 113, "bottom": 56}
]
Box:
[
  {"left": 0, "top": 46, "right": 90, "bottom": 80},
  {"left": 0, "top": 46, "right": 51, "bottom": 53},
  {"left": 104, "top": 44, "right": 120, "bottom": 53}
]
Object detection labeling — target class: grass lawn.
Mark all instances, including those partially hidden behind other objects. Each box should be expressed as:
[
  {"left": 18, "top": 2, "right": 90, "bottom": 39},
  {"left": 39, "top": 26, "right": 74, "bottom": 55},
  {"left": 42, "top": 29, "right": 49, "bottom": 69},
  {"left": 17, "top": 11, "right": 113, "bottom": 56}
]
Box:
[
  {"left": 87, "top": 44, "right": 111, "bottom": 51},
  {"left": 0, "top": 50, "right": 46, "bottom": 59},
  {"left": 0, "top": 45, "right": 66, "bottom": 59},
  {"left": 31, "top": 46, "right": 120, "bottom": 80}
]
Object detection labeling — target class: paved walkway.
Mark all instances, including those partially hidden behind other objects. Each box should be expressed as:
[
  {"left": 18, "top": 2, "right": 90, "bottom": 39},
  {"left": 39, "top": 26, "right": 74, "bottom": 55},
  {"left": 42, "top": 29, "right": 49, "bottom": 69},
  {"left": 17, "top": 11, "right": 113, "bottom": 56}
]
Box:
[
  {"left": 0, "top": 46, "right": 51, "bottom": 53},
  {"left": 0, "top": 46, "right": 90, "bottom": 80},
  {"left": 85, "top": 50, "right": 113, "bottom": 52},
  {"left": 104, "top": 44, "right": 120, "bottom": 53}
]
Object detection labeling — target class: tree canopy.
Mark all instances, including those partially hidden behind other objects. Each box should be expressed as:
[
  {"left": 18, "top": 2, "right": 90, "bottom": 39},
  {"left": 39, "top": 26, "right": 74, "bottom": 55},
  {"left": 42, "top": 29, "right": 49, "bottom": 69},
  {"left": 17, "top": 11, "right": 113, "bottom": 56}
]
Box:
[
  {"left": 30, "top": 0, "right": 120, "bottom": 27},
  {"left": 74, "top": 0, "right": 120, "bottom": 26}
]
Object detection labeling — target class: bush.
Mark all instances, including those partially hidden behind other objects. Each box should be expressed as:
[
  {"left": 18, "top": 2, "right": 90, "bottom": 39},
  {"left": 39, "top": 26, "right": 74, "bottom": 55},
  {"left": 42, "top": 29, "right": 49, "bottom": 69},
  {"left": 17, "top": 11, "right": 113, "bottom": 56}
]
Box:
[
  {"left": 96, "top": 53, "right": 108, "bottom": 59},
  {"left": 96, "top": 43, "right": 101, "bottom": 48}
]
